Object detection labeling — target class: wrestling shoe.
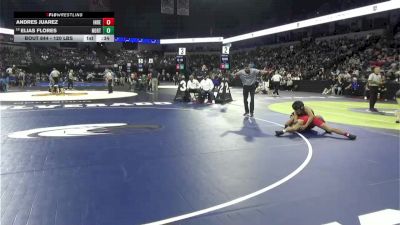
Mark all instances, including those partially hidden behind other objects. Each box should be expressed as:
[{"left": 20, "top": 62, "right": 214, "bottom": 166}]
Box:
[
  {"left": 275, "top": 130, "right": 284, "bottom": 136},
  {"left": 346, "top": 133, "right": 357, "bottom": 140},
  {"left": 369, "top": 108, "right": 379, "bottom": 112}
]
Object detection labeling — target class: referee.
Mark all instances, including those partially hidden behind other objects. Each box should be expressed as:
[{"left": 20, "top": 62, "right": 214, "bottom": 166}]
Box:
[
  {"left": 235, "top": 66, "right": 268, "bottom": 117},
  {"left": 367, "top": 66, "right": 382, "bottom": 112},
  {"left": 271, "top": 71, "right": 282, "bottom": 96}
]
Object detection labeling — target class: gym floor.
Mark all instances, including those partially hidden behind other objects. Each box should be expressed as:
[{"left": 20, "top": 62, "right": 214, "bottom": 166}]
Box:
[{"left": 1, "top": 83, "right": 399, "bottom": 225}]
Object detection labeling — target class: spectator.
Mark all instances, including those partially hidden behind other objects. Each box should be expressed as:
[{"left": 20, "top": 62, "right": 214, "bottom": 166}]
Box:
[
  {"left": 200, "top": 74, "right": 215, "bottom": 103},
  {"left": 187, "top": 75, "right": 201, "bottom": 101}
]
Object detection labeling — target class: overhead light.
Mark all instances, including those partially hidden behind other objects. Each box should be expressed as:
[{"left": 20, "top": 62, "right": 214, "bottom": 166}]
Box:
[
  {"left": 223, "top": 0, "right": 400, "bottom": 44},
  {"left": 160, "top": 37, "right": 223, "bottom": 44}
]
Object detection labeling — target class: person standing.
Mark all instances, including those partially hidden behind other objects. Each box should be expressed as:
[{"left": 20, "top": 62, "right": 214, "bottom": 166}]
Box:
[
  {"left": 49, "top": 67, "right": 60, "bottom": 93},
  {"left": 271, "top": 71, "right": 282, "bottom": 96},
  {"left": 149, "top": 67, "right": 159, "bottom": 93},
  {"left": 104, "top": 69, "right": 113, "bottom": 94},
  {"left": 235, "top": 66, "right": 268, "bottom": 117},
  {"left": 174, "top": 72, "right": 179, "bottom": 86},
  {"left": 19, "top": 69, "right": 26, "bottom": 87},
  {"left": 129, "top": 72, "right": 137, "bottom": 91},
  {"left": 5, "top": 65, "right": 16, "bottom": 92},
  {"left": 67, "top": 69, "right": 74, "bottom": 89},
  {"left": 368, "top": 66, "right": 382, "bottom": 112}
]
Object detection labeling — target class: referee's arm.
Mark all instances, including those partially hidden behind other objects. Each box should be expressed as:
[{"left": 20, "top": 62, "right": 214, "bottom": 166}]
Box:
[
  {"left": 234, "top": 70, "right": 242, "bottom": 77},
  {"left": 259, "top": 69, "right": 269, "bottom": 75}
]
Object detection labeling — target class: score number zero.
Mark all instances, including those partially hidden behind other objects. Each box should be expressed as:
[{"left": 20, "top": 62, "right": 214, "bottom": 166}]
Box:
[
  {"left": 100, "top": 18, "right": 114, "bottom": 35},
  {"left": 102, "top": 18, "right": 115, "bottom": 26}
]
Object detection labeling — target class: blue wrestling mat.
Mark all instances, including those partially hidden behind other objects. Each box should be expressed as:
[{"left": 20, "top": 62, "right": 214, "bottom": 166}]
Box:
[{"left": 1, "top": 88, "right": 399, "bottom": 225}]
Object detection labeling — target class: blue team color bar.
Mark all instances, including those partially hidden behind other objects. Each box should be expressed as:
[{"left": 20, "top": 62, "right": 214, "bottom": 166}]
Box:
[{"left": 115, "top": 37, "right": 160, "bottom": 44}]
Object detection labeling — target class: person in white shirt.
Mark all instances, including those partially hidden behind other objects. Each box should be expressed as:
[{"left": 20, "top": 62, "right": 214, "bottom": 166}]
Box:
[
  {"left": 187, "top": 75, "right": 201, "bottom": 101},
  {"left": 86, "top": 72, "right": 95, "bottom": 83},
  {"left": 200, "top": 74, "right": 215, "bottom": 103},
  {"left": 49, "top": 68, "right": 60, "bottom": 84},
  {"left": 67, "top": 69, "right": 75, "bottom": 89},
  {"left": 5, "top": 65, "right": 16, "bottom": 91},
  {"left": 271, "top": 71, "right": 282, "bottom": 96},
  {"left": 368, "top": 66, "right": 382, "bottom": 112},
  {"left": 6, "top": 66, "right": 14, "bottom": 76},
  {"left": 49, "top": 68, "right": 60, "bottom": 93},
  {"left": 104, "top": 69, "right": 114, "bottom": 94}
]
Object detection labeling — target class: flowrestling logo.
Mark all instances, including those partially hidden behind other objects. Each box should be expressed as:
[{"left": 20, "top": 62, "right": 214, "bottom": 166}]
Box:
[
  {"left": 8, "top": 123, "right": 127, "bottom": 139},
  {"left": 8, "top": 123, "right": 162, "bottom": 139}
]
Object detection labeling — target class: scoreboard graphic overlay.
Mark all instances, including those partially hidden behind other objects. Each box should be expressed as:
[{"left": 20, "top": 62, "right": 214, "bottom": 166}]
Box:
[{"left": 14, "top": 12, "right": 115, "bottom": 42}]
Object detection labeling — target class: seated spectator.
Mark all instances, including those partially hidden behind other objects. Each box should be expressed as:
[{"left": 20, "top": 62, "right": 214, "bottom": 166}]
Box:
[
  {"left": 200, "top": 74, "right": 215, "bottom": 103},
  {"left": 211, "top": 74, "right": 221, "bottom": 90},
  {"left": 333, "top": 77, "right": 344, "bottom": 95},
  {"left": 344, "top": 77, "right": 362, "bottom": 96},
  {"left": 322, "top": 85, "right": 334, "bottom": 95},
  {"left": 187, "top": 75, "right": 201, "bottom": 101}
]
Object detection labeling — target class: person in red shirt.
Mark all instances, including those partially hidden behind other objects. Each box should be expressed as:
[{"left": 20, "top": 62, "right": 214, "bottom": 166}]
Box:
[{"left": 275, "top": 101, "right": 356, "bottom": 140}]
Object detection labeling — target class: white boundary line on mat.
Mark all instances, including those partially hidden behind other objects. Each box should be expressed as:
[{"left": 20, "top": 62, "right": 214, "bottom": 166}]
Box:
[{"left": 142, "top": 117, "right": 313, "bottom": 225}]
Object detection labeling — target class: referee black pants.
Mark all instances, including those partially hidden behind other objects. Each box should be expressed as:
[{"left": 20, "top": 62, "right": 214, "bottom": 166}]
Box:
[
  {"left": 108, "top": 80, "right": 113, "bottom": 93},
  {"left": 243, "top": 85, "right": 255, "bottom": 113},
  {"left": 68, "top": 79, "right": 73, "bottom": 89},
  {"left": 369, "top": 86, "right": 378, "bottom": 109},
  {"left": 273, "top": 81, "right": 280, "bottom": 95}
]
